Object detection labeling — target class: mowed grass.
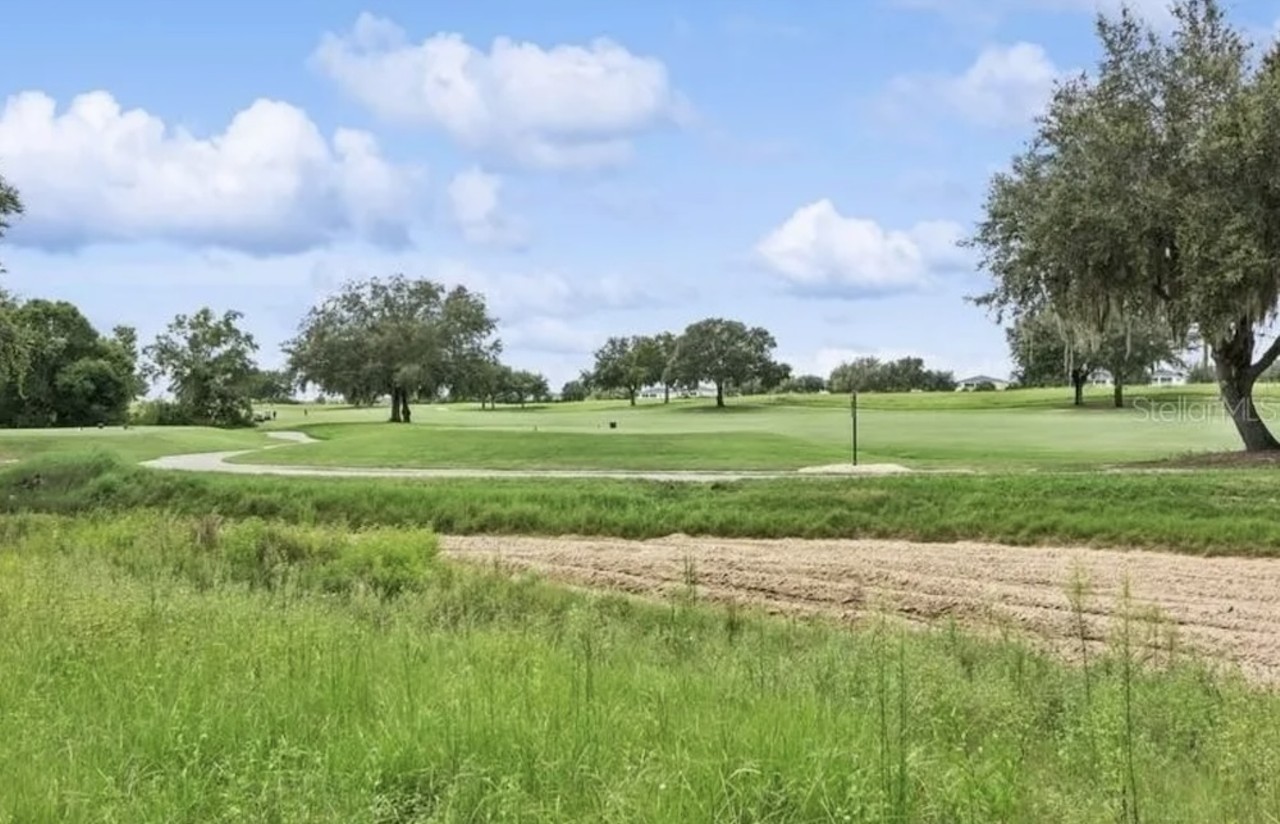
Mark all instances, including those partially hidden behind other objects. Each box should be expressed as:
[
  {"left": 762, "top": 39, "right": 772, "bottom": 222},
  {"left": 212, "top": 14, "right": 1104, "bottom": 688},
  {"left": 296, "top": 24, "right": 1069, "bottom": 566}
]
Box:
[
  {"left": 243, "top": 385, "right": 1261, "bottom": 471},
  {"left": 3, "top": 512, "right": 1280, "bottom": 822},
  {"left": 13, "top": 453, "right": 1280, "bottom": 554},
  {"left": 244, "top": 425, "right": 846, "bottom": 470},
  {"left": 0, "top": 425, "right": 268, "bottom": 463}
]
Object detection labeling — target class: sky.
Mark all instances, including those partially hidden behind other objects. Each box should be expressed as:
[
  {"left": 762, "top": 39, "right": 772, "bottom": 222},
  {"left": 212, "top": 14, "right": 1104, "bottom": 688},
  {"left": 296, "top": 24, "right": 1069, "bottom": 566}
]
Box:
[{"left": 1, "top": 0, "right": 1276, "bottom": 390}]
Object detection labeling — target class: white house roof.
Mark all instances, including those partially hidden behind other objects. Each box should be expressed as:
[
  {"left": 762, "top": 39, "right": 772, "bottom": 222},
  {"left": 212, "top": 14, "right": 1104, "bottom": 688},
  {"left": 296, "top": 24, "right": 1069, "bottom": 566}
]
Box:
[{"left": 958, "top": 375, "right": 1005, "bottom": 384}]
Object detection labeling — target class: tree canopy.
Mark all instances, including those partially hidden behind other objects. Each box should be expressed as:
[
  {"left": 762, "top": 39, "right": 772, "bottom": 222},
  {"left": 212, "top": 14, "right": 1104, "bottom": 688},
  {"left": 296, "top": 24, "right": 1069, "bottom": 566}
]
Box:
[
  {"left": 585, "top": 336, "right": 666, "bottom": 406},
  {"left": 144, "top": 308, "right": 259, "bottom": 427},
  {"left": 668, "top": 318, "right": 777, "bottom": 407},
  {"left": 285, "top": 275, "right": 499, "bottom": 422},
  {"left": 828, "top": 357, "right": 956, "bottom": 394},
  {"left": 0, "top": 299, "right": 138, "bottom": 426},
  {"left": 968, "top": 0, "right": 1280, "bottom": 449}
]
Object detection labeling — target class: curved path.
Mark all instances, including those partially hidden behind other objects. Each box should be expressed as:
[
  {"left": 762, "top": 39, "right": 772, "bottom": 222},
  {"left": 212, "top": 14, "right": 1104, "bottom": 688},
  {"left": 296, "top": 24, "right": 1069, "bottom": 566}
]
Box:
[{"left": 139, "top": 431, "right": 916, "bottom": 482}]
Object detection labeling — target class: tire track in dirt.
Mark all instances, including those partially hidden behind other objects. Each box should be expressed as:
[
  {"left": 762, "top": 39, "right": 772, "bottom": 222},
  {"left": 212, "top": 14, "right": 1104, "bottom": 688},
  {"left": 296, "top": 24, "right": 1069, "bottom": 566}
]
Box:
[{"left": 441, "top": 534, "right": 1280, "bottom": 681}]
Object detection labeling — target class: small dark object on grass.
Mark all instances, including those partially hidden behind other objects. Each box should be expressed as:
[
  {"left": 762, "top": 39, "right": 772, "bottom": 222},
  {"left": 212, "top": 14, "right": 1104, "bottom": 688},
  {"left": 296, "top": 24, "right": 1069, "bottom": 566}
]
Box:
[
  {"left": 97, "top": 422, "right": 105, "bottom": 429},
  {"left": 609, "top": 421, "right": 617, "bottom": 429},
  {"left": 19, "top": 473, "right": 43, "bottom": 490}
]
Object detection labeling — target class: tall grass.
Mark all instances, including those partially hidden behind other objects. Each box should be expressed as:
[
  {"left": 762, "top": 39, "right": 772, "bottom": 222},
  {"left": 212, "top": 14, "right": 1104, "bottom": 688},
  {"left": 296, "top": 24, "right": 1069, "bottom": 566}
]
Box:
[
  {"left": 8, "top": 452, "right": 1280, "bottom": 555},
  {"left": 2, "top": 513, "right": 1280, "bottom": 821}
]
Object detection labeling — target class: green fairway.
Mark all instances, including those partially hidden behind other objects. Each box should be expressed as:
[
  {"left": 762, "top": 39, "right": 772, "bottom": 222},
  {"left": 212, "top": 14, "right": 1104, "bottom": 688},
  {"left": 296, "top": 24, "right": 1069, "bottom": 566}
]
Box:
[
  {"left": 0, "top": 425, "right": 270, "bottom": 464},
  {"left": 240, "top": 385, "right": 1259, "bottom": 470},
  {"left": 3, "top": 512, "right": 1277, "bottom": 822}
]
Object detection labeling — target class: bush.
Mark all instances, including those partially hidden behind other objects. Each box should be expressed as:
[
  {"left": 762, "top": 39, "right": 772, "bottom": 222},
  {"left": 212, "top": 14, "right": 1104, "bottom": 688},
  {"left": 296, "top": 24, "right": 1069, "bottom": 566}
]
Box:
[
  {"left": 128, "top": 399, "right": 191, "bottom": 426},
  {"left": 974, "top": 381, "right": 998, "bottom": 392}
]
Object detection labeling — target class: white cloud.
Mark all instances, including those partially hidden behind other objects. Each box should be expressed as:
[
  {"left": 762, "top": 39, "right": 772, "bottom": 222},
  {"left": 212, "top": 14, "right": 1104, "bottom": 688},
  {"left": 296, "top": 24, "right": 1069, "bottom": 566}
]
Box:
[
  {"left": 754, "top": 199, "right": 967, "bottom": 297},
  {"left": 311, "top": 13, "right": 690, "bottom": 170},
  {"left": 884, "top": 42, "right": 1063, "bottom": 128},
  {"left": 0, "top": 90, "right": 422, "bottom": 253},
  {"left": 446, "top": 166, "right": 527, "bottom": 248}
]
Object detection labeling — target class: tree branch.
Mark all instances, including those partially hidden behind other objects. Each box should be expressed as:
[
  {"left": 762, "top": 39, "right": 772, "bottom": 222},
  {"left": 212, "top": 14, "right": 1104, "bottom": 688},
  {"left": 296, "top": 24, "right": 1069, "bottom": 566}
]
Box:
[{"left": 1249, "top": 335, "right": 1280, "bottom": 381}]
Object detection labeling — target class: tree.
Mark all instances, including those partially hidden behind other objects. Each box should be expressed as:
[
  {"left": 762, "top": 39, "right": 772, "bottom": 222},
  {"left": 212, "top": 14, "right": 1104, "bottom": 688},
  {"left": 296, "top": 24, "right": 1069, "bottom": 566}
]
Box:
[
  {"left": 0, "top": 299, "right": 138, "bottom": 427},
  {"left": 144, "top": 308, "right": 259, "bottom": 427},
  {"left": 0, "top": 172, "right": 20, "bottom": 275},
  {"left": 968, "top": 0, "right": 1280, "bottom": 450},
  {"left": 828, "top": 356, "right": 955, "bottom": 393},
  {"left": 586, "top": 337, "right": 648, "bottom": 406},
  {"left": 654, "top": 332, "right": 678, "bottom": 403},
  {"left": 559, "top": 379, "right": 588, "bottom": 402},
  {"left": 0, "top": 178, "right": 28, "bottom": 386},
  {"left": 503, "top": 369, "right": 549, "bottom": 408},
  {"left": 780, "top": 374, "right": 827, "bottom": 394},
  {"left": 285, "top": 275, "right": 499, "bottom": 423},
  {"left": 668, "top": 318, "right": 777, "bottom": 407},
  {"left": 828, "top": 357, "right": 883, "bottom": 394},
  {"left": 245, "top": 368, "right": 295, "bottom": 403}
]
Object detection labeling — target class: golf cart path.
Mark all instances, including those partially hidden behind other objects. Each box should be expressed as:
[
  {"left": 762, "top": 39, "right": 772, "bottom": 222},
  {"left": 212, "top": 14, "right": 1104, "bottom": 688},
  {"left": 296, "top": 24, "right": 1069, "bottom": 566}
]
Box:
[
  {"left": 443, "top": 533, "right": 1280, "bottom": 682},
  {"left": 139, "top": 431, "right": 916, "bottom": 481}
]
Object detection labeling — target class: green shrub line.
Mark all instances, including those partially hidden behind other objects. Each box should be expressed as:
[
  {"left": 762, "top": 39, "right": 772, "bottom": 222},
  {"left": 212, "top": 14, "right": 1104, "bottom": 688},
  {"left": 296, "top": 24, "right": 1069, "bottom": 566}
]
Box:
[{"left": 6, "top": 450, "right": 1280, "bottom": 555}]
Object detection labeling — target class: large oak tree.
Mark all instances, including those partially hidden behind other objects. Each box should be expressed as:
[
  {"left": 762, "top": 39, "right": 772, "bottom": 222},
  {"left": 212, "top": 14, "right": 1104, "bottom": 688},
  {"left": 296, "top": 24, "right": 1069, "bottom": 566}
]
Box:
[
  {"left": 668, "top": 318, "right": 777, "bottom": 408},
  {"left": 285, "top": 275, "right": 498, "bottom": 422},
  {"left": 969, "top": 0, "right": 1280, "bottom": 450}
]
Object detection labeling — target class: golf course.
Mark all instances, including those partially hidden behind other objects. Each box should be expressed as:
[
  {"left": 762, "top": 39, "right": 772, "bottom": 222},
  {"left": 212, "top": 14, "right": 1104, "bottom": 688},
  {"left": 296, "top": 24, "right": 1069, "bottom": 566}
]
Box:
[{"left": 6, "top": 386, "right": 1280, "bottom": 820}]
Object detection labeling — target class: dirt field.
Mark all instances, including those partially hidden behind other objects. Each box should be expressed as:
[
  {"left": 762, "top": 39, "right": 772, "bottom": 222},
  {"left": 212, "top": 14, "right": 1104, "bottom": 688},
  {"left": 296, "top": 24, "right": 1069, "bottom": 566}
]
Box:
[{"left": 443, "top": 534, "right": 1280, "bottom": 681}]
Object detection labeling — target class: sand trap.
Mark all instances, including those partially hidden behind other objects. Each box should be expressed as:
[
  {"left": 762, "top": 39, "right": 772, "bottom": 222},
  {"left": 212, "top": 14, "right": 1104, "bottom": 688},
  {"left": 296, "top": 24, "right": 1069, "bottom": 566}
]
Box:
[{"left": 796, "top": 463, "right": 913, "bottom": 475}]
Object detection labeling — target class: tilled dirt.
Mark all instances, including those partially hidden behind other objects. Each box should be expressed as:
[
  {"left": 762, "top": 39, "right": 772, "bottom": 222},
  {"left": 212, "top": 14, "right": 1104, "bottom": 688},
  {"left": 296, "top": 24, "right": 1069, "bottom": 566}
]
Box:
[{"left": 442, "top": 534, "right": 1280, "bottom": 681}]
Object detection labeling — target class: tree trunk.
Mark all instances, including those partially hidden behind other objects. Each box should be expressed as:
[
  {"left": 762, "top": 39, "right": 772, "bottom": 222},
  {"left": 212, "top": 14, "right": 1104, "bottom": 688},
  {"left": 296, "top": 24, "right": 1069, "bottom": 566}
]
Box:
[
  {"left": 1113, "top": 375, "right": 1124, "bottom": 409},
  {"left": 629, "top": 388, "right": 636, "bottom": 406},
  {"left": 1214, "top": 323, "right": 1280, "bottom": 452},
  {"left": 1070, "top": 369, "right": 1086, "bottom": 407},
  {"left": 715, "top": 381, "right": 724, "bottom": 408},
  {"left": 663, "top": 384, "right": 670, "bottom": 404},
  {"left": 389, "top": 387, "right": 402, "bottom": 423},
  {"left": 400, "top": 391, "right": 411, "bottom": 424}
]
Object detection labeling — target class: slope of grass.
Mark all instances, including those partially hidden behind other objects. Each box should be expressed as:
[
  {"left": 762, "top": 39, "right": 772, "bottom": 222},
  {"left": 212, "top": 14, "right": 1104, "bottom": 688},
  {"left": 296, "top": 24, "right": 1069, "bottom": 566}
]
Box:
[
  {"left": 0, "top": 425, "right": 268, "bottom": 463},
  {"left": 11, "top": 453, "right": 1280, "bottom": 554},
  {"left": 3, "top": 512, "right": 1278, "bottom": 821}
]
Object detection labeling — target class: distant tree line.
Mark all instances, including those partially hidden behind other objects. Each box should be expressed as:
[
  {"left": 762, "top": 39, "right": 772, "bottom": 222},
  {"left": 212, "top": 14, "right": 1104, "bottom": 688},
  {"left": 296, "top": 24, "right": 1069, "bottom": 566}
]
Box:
[
  {"left": 828, "top": 357, "right": 956, "bottom": 394},
  {"left": 580, "top": 319, "right": 788, "bottom": 408}
]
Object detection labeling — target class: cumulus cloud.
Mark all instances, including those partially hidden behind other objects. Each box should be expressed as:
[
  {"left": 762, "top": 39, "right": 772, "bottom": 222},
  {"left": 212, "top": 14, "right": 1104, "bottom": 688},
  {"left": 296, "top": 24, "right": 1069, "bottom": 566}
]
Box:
[
  {"left": 311, "top": 13, "right": 690, "bottom": 170},
  {"left": 883, "top": 42, "right": 1063, "bottom": 128},
  {"left": 754, "top": 199, "right": 968, "bottom": 297},
  {"left": 0, "top": 90, "right": 421, "bottom": 253},
  {"left": 446, "top": 166, "right": 527, "bottom": 248}
]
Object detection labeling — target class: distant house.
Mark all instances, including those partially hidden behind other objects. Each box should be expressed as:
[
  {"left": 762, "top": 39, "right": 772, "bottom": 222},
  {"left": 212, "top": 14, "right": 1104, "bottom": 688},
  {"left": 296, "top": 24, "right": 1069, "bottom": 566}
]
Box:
[
  {"left": 1088, "top": 369, "right": 1114, "bottom": 387},
  {"left": 956, "top": 375, "right": 1009, "bottom": 392},
  {"left": 1148, "top": 367, "right": 1187, "bottom": 387},
  {"left": 638, "top": 382, "right": 718, "bottom": 400}
]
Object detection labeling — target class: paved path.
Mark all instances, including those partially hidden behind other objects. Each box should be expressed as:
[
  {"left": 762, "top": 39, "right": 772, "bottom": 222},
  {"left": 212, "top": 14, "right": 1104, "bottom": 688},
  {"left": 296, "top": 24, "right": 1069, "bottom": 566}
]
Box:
[{"left": 138, "top": 431, "right": 916, "bottom": 482}]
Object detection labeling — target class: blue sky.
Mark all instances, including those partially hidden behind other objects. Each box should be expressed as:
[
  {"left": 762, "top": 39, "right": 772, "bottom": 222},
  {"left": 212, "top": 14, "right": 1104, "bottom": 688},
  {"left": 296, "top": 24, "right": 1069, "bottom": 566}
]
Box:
[{"left": 1, "top": 0, "right": 1276, "bottom": 389}]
